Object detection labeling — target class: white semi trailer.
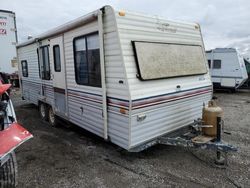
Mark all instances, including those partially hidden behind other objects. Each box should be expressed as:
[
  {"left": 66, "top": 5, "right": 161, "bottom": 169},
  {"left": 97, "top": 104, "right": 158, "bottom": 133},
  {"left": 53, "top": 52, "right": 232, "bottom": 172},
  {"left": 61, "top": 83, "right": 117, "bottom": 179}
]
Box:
[{"left": 0, "top": 9, "right": 18, "bottom": 85}]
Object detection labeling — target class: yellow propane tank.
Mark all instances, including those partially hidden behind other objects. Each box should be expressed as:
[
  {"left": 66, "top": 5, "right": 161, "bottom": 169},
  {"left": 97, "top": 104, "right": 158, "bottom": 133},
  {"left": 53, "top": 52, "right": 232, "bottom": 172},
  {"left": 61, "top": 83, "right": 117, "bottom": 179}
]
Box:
[{"left": 202, "top": 100, "right": 223, "bottom": 137}]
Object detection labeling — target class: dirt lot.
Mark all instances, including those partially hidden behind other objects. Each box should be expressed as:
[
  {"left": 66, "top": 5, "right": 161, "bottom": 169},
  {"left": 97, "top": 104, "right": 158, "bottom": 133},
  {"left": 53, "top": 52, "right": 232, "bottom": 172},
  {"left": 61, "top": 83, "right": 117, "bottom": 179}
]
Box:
[{"left": 11, "top": 89, "right": 250, "bottom": 188}]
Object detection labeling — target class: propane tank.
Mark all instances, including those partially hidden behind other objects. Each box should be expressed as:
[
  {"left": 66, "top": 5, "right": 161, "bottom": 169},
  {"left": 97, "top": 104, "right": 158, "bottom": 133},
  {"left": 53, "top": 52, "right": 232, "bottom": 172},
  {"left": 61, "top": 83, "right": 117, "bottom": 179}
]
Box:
[{"left": 202, "top": 100, "right": 223, "bottom": 137}]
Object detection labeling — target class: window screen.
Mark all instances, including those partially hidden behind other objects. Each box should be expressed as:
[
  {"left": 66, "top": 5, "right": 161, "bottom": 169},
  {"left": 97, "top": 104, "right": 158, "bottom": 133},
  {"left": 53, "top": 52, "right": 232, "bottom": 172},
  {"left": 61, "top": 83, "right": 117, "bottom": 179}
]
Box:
[
  {"left": 21, "top": 60, "right": 28, "bottom": 77},
  {"left": 208, "top": 60, "right": 211, "bottom": 69},
  {"left": 73, "top": 33, "right": 101, "bottom": 87},
  {"left": 132, "top": 41, "right": 207, "bottom": 80},
  {"left": 213, "top": 60, "right": 221, "bottom": 69},
  {"left": 53, "top": 45, "right": 61, "bottom": 72}
]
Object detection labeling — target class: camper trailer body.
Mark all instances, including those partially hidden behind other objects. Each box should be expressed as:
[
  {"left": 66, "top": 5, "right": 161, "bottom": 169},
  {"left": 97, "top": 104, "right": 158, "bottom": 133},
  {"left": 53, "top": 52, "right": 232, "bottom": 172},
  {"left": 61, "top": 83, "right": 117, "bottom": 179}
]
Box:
[
  {"left": 206, "top": 48, "right": 248, "bottom": 90},
  {"left": 17, "top": 6, "right": 212, "bottom": 150},
  {"left": 0, "top": 10, "right": 18, "bottom": 74}
]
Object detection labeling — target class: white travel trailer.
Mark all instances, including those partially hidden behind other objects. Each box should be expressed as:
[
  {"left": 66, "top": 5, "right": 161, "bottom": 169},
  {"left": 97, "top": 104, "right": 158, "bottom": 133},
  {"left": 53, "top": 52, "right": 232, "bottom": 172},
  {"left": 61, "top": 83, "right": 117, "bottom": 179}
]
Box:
[
  {"left": 17, "top": 6, "right": 212, "bottom": 151},
  {"left": 206, "top": 48, "right": 248, "bottom": 90},
  {"left": 0, "top": 9, "right": 18, "bottom": 74}
]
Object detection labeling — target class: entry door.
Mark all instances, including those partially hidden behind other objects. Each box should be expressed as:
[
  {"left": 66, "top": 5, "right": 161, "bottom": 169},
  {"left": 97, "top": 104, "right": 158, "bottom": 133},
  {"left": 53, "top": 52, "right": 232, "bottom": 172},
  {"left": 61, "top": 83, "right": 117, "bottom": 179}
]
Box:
[{"left": 50, "top": 36, "right": 66, "bottom": 115}]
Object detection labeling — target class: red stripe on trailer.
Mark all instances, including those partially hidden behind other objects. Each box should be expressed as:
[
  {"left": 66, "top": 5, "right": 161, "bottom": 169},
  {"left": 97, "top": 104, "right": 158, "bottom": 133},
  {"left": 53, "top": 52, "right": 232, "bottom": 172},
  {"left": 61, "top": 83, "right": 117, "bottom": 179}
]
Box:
[{"left": 132, "top": 88, "right": 211, "bottom": 109}]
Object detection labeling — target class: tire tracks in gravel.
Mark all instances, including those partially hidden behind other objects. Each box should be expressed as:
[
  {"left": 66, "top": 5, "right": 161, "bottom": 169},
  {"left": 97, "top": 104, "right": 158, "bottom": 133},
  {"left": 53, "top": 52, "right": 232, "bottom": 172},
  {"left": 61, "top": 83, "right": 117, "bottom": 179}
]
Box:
[{"left": 103, "top": 156, "right": 209, "bottom": 187}]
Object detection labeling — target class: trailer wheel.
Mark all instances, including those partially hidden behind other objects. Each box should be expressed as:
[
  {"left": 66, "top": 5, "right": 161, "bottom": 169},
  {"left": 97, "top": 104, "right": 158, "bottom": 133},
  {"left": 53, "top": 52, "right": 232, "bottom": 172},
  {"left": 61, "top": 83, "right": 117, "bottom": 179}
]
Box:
[
  {"left": 48, "top": 107, "right": 59, "bottom": 127},
  {"left": 0, "top": 152, "right": 18, "bottom": 188},
  {"left": 39, "top": 103, "right": 48, "bottom": 121}
]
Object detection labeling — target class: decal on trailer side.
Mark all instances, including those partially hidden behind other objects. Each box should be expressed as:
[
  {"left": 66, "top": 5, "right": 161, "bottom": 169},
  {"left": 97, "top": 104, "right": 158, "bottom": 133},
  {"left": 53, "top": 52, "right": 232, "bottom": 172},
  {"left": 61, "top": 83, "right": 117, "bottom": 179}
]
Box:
[{"left": 0, "top": 29, "right": 7, "bottom": 35}]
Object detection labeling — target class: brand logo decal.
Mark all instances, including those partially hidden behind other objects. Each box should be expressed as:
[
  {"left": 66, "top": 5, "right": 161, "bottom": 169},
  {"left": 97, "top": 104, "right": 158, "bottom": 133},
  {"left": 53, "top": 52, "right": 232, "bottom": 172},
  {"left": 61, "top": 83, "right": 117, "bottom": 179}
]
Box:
[
  {"left": 156, "top": 21, "right": 177, "bottom": 33},
  {"left": 0, "top": 29, "right": 7, "bottom": 35}
]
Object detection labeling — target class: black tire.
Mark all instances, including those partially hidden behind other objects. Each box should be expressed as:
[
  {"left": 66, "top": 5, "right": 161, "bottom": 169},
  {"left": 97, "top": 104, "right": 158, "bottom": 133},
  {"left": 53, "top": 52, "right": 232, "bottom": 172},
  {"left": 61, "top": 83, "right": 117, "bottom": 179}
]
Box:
[
  {"left": 48, "top": 107, "right": 59, "bottom": 127},
  {"left": 0, "top": 152, "right": 18, "bottom": 188},
  {"left": 39, "top": 102, "right": 49, "bottom": 121}
]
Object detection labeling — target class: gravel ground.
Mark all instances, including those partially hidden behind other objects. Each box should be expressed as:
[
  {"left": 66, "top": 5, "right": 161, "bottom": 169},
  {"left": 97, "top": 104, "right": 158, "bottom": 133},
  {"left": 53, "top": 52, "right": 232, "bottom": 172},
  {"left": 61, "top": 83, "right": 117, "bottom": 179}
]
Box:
[{"left": 10, "top": 89, "right": 250, "bottom": 188}]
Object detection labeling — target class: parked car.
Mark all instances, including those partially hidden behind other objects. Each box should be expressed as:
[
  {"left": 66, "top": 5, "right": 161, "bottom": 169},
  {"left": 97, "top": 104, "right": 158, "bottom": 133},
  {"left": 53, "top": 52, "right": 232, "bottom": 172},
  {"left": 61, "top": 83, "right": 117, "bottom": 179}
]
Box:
[{"left": 0, "top": 75, "right": 32, "bottom": 187}]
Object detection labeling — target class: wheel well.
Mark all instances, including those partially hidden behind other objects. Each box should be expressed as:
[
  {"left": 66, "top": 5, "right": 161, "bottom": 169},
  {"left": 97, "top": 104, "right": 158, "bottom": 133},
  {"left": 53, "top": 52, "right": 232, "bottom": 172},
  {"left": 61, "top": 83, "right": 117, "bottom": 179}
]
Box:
[{"left": 38, "top": 101, "right": 50, "bottom": 108}]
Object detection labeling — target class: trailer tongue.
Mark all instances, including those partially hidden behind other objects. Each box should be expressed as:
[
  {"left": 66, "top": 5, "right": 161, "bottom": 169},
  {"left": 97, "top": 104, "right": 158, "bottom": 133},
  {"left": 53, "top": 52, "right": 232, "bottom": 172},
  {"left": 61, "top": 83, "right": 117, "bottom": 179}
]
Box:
[
  {"left": 158, "top": 118, "right": 237, "bottom": 165},
  {"left": 130, "top": 100, "right": 237, "bottom": 165}
]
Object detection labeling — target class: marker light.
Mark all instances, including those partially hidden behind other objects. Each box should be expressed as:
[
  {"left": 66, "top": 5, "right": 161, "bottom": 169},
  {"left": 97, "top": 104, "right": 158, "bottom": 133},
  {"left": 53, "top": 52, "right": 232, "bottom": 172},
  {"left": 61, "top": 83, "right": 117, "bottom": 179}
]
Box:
[{"left": 119, "top": 11, "right": 126, "bottom": 16}]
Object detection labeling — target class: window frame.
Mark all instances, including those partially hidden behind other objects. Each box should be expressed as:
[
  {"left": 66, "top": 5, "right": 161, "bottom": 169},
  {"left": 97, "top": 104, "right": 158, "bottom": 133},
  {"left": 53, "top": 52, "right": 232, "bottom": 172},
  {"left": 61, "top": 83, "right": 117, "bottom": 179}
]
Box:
[
  {"left": 53, "top": 45, "right": 61, "bottom": 72},
  {"left": 21, "top": 60, "right": 28, "bottom": 77},
  {"left": 213, "top": 59, "right": 221, "bottom": 69},
  {"left": 73, "top": 31, "right": 101, "bottom": 87}
]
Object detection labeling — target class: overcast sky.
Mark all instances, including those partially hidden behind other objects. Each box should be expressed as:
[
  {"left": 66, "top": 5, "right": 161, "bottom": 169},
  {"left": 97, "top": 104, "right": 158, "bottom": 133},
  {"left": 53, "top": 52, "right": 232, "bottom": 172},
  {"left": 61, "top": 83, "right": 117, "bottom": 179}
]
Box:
[{"left": 1, "top": 0, "right": 249, "bottom": 58}]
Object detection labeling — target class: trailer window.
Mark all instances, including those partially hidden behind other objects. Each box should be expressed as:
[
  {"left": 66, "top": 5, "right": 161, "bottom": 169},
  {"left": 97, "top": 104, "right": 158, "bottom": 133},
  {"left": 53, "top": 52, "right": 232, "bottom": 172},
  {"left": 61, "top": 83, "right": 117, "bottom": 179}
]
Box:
[
  {"left": 38, "top": 46, "right": 51, "bottom": 80},
  {"left": 37, "top": 49, "right": 41, "bottom": 78},
  {"left": 53, "top": 45, "right": 61, "bottom": 72},
  {"left": 207, "top": 60, "right": 211, "bottom": 69},
  {"left": 73, "top": 33, "right": 101, "bottom": 87},
  {"left": 213, "top": 60, "right": 221, "bottom": 69},
  {"left": 21, "top": 60, "right": 28, "bottom": 77},
  {"left": 132, "top": 41, "right": 207, "bottom": 80}
]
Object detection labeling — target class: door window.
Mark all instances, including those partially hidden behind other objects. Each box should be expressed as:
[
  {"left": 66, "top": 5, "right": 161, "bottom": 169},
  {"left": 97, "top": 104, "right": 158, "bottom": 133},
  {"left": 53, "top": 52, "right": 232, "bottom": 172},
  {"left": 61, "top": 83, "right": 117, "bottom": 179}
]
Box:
[
  {"left": 21, "top": 60, "right": 28, "bottom": 77},
  {"left": 207, "top": 60, "right": 211, "bottom": 69},
  {"left": 53, "top": 45, "right": 61, "bottom": 72},
  {"left": 38, "top": 46, "right": 51, "bottom": 80}
]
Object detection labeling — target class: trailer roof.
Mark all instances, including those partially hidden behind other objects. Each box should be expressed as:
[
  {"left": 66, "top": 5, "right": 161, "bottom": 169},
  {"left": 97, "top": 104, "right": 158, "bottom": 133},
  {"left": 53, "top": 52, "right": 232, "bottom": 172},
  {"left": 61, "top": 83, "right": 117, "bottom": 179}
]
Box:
[
  {"left": 17, "top": 9, "right": 99, "bottom": 48},
  {"left": 206, "top": 48, "right": 236, "bottom": 53},
  {"left": 17, "top": 5, "right": 198, "bottom": 48},
  {"left": 0, "top": 9, "right": 15, "bottom": 14}
]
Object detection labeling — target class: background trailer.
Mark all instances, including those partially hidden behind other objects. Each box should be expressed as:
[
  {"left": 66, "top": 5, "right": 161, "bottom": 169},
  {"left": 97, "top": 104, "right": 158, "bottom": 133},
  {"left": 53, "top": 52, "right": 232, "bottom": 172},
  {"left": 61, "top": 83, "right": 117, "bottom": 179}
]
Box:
[
  {"left": 0, "top": 9, "right": 19, "bottom": 85},
  {"left": 206, "top": 48, "right": 248, "bottom": 90},
  {"left": 17, "top": 6, "right": 212, "bottom": 151}
]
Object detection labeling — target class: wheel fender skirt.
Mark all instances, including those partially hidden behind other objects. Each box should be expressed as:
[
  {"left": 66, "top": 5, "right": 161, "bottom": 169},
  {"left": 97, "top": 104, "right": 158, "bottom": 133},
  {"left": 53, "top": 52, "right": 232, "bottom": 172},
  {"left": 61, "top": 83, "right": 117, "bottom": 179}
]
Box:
[{"left": 0, "top": 123, "right": 33, "bottom": 162}]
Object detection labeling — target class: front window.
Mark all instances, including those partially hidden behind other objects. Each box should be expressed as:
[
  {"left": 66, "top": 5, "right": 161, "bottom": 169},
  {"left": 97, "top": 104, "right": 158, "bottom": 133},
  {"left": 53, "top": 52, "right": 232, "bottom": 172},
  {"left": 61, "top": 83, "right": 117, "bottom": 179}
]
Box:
[
  {"left": 132, "top": 41, "right": 207, "bottom": 80},
  {"left": 73, "top": 33, "right": 101, "bottom": 87}
]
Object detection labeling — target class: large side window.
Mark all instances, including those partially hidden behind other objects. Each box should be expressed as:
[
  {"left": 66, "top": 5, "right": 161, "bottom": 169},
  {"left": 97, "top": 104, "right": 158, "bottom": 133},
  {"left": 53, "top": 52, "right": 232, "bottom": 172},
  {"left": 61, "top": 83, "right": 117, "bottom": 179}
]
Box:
[
  {"left": 53, "top": 45, "right": 61, "bottom": 72},
  {"left": 21, "top": 60, "right": 28, "bottom": 77},
  {"left": 73, "top": 33, "right": 101, "bottom": 87},
  {"left": 38, "top": 46, "right": 51, "bottom": 80},
  {"left": 213, "top": 60, "right": 221, "bottom": 69}
]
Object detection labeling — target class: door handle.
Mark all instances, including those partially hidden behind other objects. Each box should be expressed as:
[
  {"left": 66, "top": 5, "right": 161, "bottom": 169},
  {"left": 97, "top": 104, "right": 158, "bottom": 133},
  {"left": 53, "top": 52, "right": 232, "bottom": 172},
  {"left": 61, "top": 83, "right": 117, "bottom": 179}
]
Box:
[{"left": 80, "top": 106, "right": 84, "bottom": 114}]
